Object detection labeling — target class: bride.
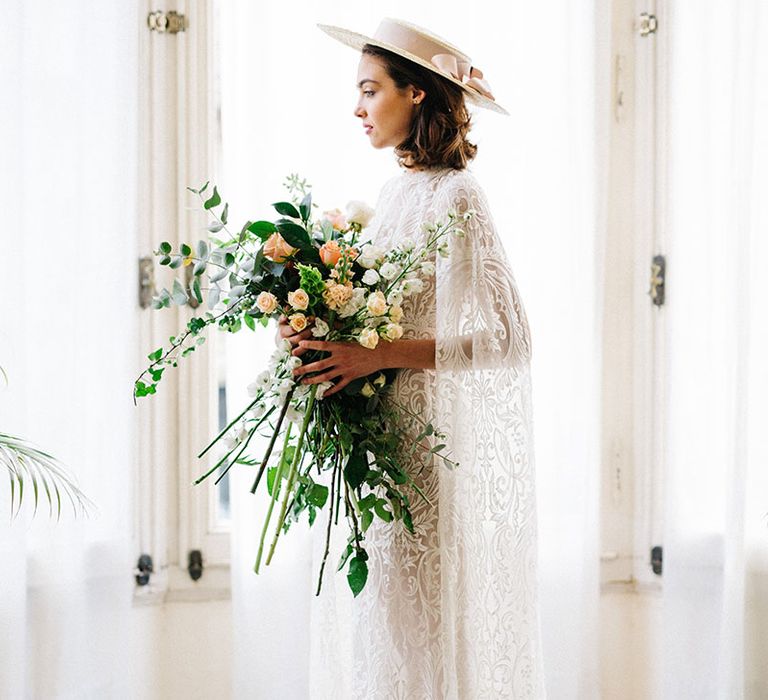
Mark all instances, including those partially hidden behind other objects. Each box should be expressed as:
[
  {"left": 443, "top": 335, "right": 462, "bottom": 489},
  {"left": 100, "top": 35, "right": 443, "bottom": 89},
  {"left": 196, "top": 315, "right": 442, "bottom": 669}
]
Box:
[{"left": 276, "top": 17, "right": 545, "bottom": 699}]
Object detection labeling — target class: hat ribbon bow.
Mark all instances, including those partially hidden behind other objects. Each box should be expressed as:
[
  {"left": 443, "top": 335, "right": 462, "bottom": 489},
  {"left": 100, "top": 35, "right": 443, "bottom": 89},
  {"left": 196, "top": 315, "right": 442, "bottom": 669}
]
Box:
[{"left": 430, "top": 53, "right": 496, "bottom": 101}]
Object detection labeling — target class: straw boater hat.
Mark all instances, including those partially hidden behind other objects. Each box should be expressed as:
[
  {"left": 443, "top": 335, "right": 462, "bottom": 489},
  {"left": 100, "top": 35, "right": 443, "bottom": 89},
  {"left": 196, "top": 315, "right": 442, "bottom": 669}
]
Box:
[{"left": 317, "top": 17, "right": 509, "bottom": 117}]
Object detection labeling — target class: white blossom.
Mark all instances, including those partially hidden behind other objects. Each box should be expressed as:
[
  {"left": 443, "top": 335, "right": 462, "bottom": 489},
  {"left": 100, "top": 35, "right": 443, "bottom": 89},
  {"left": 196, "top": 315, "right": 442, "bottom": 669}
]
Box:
[
  {"left": 346, "top": 200, "right": 375, "bottom": 228},
  {"left": 311, "top": 318, "right": 329, "bottom": 337},
  {"left": 379, "top": 262, "right": 399, "bottom": 280},
  {"left": 362, "top": 269, "right": 380, "bottom": 286}
]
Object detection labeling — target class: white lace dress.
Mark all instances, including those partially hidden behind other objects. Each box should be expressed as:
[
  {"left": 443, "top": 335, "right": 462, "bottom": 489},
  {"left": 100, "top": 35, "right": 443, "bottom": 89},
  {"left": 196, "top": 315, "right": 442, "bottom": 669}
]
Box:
[{"left": 309, "top": 165, "right": 545, "bottom": 699}]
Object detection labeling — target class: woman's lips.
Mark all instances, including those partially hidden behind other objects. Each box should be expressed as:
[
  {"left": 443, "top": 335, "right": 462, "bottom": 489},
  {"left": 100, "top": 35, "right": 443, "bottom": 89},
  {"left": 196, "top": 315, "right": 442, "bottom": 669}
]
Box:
[{"left": 364, "top": 125, "right": 373, "bottom": 134}]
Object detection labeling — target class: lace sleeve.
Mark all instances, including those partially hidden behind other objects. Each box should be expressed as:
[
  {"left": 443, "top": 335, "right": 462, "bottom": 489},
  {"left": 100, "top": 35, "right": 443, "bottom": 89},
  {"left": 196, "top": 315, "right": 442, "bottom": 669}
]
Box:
[{"left": 434, "top": 172, "right": 532, "bottom": 372}]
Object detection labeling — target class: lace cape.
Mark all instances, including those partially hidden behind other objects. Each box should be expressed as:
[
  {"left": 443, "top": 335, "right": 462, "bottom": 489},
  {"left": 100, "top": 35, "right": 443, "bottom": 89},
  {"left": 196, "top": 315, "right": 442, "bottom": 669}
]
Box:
[{"left": 309, "top": 165, "right": 545, "bottom": 699}]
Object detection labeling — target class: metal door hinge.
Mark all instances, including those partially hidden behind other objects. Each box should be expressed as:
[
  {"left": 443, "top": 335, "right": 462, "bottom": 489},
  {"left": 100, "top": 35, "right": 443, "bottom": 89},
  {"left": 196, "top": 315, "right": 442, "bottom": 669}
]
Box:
[
  {"left": 639, "top": 12, "right": 658, "bottom": 37},
  {"left": 651, "top": 545, "right": 663, "bottom": 575},
  {"left": 649, "top": 254, "right": 665, "bottom": 306},
  {"left": 135, "top": 553, "right": 154, "bottom": 586},
  {"left": 188, "top": 549, "right": 204, "bottom": 581},
  {"left": 139, "top": 256, "right": 156, "bottom": 309},
  {"left": 147, "top": 10, "right": 187, "bottom": 34}
]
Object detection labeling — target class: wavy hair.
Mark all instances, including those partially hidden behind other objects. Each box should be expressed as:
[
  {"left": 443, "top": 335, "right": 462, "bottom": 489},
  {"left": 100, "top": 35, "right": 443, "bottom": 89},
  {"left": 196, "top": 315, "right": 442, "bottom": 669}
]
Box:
[{"left": 361, "top": 43, "right": 478, "bottom": 171}]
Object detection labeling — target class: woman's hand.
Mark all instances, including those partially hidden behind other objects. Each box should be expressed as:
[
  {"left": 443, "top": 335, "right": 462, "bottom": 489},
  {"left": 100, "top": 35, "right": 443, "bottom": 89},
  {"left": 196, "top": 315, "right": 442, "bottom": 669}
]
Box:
[
  {"left": 292, "top": 340, "right": 390, "bottom": 397},
  {"left": 275, "top": 314, "right": 313, "bottom": 356}
]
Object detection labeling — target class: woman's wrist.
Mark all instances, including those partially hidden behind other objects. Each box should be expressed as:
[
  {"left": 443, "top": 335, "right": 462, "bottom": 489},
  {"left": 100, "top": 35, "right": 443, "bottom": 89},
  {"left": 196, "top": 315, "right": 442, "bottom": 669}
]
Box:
[{"left": 379, "top": 338, "right": 436, "bottom": 370}]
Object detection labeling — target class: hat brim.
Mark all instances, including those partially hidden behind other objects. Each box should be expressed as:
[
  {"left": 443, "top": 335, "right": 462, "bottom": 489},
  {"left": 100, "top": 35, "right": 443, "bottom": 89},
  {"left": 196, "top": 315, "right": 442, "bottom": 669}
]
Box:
[{"left": 317, "top": 23, "right": 509, "bottom": 116}]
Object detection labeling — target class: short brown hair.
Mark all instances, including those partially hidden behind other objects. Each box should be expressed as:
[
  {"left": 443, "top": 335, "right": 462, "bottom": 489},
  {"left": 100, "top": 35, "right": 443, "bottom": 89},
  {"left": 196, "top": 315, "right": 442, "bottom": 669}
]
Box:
[{"left": 361, "top": 44, "right": 478, "bottom": 171}]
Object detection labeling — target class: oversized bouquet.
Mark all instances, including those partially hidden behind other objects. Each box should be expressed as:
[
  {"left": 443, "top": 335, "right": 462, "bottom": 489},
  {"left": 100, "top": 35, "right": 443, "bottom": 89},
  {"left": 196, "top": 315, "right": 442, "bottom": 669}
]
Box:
[{"left": 135, "top": 174, "right": 470, "bottom": 596}]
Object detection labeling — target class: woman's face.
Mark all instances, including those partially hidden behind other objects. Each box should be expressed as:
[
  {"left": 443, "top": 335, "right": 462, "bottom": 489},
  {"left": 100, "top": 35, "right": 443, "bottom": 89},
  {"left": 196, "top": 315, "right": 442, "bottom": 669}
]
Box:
[{"left": 353, "top": 54, "right": 425, "bottom": 150}]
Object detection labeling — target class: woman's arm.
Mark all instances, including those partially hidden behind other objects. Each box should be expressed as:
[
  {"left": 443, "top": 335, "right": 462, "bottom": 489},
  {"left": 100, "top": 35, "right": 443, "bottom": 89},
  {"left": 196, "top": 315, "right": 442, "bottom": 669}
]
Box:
[{"left": 292, "top": 338, "right": 435, "bottom": 397}]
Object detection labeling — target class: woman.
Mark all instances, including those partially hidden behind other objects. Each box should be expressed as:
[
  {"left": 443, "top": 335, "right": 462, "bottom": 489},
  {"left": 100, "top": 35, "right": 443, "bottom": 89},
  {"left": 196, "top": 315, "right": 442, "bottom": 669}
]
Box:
[{"left": 277, "top": 17, "right": 545, "bottom": 699}]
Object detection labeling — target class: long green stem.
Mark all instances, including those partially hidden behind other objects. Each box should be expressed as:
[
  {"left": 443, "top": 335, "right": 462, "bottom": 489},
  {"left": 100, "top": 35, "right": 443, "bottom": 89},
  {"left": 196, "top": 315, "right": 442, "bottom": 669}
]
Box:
[
  {"left": 265, "top": 384, "right": 318, "bottom": 565},
  {"left": 250, "top": 388, "right": 294, "bottom": 494},
  {"left": 254, "top": 423, "right": 292, "bottom": 573}
]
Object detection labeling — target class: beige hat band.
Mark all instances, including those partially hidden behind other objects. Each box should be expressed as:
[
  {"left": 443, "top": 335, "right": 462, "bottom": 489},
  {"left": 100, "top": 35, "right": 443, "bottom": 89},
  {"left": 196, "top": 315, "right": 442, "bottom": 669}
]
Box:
[{"left": 370, "top": 18, "right": 496, "bottom": 102}]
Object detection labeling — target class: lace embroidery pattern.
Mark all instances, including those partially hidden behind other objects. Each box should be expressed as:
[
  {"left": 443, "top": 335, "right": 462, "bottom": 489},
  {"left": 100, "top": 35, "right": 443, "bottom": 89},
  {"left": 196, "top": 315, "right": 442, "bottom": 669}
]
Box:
[{"left": 309, "top": 167, "right": 545, "bottom": 699}]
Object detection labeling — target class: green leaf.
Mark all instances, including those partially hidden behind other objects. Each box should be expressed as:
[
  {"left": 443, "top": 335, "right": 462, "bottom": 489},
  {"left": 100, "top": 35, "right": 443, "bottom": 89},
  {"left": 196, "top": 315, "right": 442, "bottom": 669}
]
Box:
[
  {"left": 347, "top": 554, "right": 368, "bottom": 597},
  {"left": 197, "top": 239, "right": 209, "bottom": 259},
  {"left": 221, "top": 202, "right": 229, "bottom": 225},
  {"left": 247, "top": 220, "right": 278, "bottom": 241},
  {"left": 299, "top": 191, "right": 312, "bottom": 221},
  {"left": 243, "top": 313, "right": 255, "bottom": 331},
  {"left": 361, "top": 509, "right": 373, "bottom": 532},
  {"left": 169, "top": 255, "right": 183, "bottom": 269},
  {"left": 193, "top": 260, "right": 206, "bottom": 276},
  {"left": 148, "top": 347, "right": 163, "bottom": 362},
  {"left": 272, "top": 201, "right": 301, "bottom": 219},
  {"left": 192, "top": 277, "right": 203, "bottom": 303},
  {"left": 307, "top": 482, "right": 329, "bottom": 508},
  {"left": 207, "top": 221, "right": 224, "bottom": 233},
  {"left": 274, "top": 220, "right": 312, "bottom": 250},
  {"left": 203, "top": 185, "right": 221, "bottom": 210},
  {"left": 159, "top": 241, "right": 172, "bottom": 254},
  {"left": 172, "top": 278, "right": 188, "bottom": 305},
  {"left": 180, "top": 243, "right": 192, "bottom": 257},
  {"left": 267, "top": 466, "right": 277, "bottom": 496},
  {"left": 337, "top": 543, "right": 354, "bottom": 572},
  {"left": 344, "top": 448, "right": 368, "bottom": 490},
  {"left": 358, "top": 493, "right": 377, "bottom": 511},
  {"left": 159, "top": 255, "right": 171, "bottom": 266},
  {"left": 374, "top": 499, "right": 393, "bottom": 522}
]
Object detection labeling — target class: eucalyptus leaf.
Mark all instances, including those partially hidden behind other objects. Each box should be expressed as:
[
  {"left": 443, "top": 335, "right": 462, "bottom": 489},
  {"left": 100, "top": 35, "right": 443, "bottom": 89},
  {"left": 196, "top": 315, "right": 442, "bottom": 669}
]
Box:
[
  {"left": 203, "top": 185, "right": 221, "bottom": 210},
  {"left": 172, "top": 278, "right": 188, "bottom": 305}
]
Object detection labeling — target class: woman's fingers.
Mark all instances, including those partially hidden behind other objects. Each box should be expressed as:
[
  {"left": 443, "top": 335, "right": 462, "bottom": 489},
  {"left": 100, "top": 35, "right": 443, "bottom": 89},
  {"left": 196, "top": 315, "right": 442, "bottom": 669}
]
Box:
[
  {"left": 293, "top": 357, "right": 333, "bottom": 377},
  {"left": 300, "top": 367, "right": 343, "bottom": 385},
  {"left": 322, "top": 375, "right": 352, "bottom": 397}
]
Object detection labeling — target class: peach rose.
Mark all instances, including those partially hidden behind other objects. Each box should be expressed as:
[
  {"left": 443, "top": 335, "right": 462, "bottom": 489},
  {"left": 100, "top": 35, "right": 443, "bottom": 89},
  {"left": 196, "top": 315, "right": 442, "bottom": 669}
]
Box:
[
  {"left": 255, "top": 291, "right": 278, "bottom": 314},
  {"left": 322, "top": 280, "right": 353, "bottom": 311},
  {"left": 289, "top": 313, "right": 308, "bottom": 332},
  {"left": 263, "top": 232, "right": 298, "bottom": 263},
  {"left": 287, "top": 288, "right": 309, "bottom": 311},
  {"left": 319, "top": 240, "right": 342, "bottom": 267},
  {"left": 323, "top": 208, "right": 348, "bottom": 231}
]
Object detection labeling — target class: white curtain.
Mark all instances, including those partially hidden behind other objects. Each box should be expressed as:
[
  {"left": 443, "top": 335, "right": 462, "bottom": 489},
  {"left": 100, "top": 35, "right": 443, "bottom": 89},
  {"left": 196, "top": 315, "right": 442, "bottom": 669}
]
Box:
[
  {"left": 0, "top": 2, "right": 142, "bottom": 697},
  {"left": 661, "top": 2, "right": 768, "bottom": 698},
  {"left": 223, "top": 3, "right": 604, "bottom": 698}
]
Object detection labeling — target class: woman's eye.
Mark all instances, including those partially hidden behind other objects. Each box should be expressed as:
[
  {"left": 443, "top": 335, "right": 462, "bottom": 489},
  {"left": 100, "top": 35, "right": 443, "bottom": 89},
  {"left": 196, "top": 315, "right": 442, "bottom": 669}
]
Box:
[{"left": 364, "top": 90, "right": 375, "bottom": 97}]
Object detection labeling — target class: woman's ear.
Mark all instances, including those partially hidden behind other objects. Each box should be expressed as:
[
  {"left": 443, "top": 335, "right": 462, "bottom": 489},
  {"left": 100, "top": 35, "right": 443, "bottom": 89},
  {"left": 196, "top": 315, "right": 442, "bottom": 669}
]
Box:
[{"left": 411, "top": 86, "right": 426, "bottom": 105}]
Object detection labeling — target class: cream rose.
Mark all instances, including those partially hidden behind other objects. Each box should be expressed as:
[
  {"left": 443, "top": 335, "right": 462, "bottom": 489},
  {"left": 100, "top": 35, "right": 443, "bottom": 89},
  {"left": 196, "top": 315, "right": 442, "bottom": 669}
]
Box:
[
  {"left": 287, "top": 288, "right": 309, "bottom": 311},
  {"left": 358, "top": 327, "right": 379, "bottom": 349},
  {"left": 311, "top": 318, "right": 329, "bottom": 337},
  {"left": 322, "top": 208, "right": 348, "bottom": 231},
  {"left": 366, "top": 290, "right": 388, "bottom": 317},
  {"left": 289, "top": 313, "right": 308, "bottom": 332},
  {"left": 389, "top": 305, "right": 403, "bottom": 324},
  {"left": 381, "top": 323, "right": 404, "bottom": 342},
  {"left": 255, "top": 291, "right": 279, "bottom": 314},
  {"left": 346, "top": 200, "right": 375, "bottom": 228}
]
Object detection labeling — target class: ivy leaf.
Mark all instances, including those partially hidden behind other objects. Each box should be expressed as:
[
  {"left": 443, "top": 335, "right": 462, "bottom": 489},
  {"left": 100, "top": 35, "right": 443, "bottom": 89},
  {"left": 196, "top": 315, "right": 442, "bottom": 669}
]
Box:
[
  {"left": 374, "top": 499, "right": 393, "bottom": 522},
  {"left": 306, "top": 482, "right": 329, "bottom": 508},
  {"left": 344, "top": 448, "right": 368, "bottom": 490},
  {"left": 347, "top": 554, "right": 368, "bottom": 597}
]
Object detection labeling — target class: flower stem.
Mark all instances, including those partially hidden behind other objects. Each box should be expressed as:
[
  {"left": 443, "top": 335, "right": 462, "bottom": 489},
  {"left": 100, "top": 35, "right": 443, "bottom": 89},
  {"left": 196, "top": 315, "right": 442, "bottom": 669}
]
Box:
[
  {"left": 254, "top": 422, "right": 292, "bottom": 574},
  {"left": 265, "top": 384, "right": 318, "bottom": 565},
  {"left": 250, "top": 388, "right": 294, "bottom": 494}
]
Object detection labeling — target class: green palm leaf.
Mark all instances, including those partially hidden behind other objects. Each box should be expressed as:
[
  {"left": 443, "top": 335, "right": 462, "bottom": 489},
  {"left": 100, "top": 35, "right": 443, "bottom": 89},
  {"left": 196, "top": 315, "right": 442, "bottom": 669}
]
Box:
[{"left": 0, "top": 432, "right": 98, "bottom": 521}]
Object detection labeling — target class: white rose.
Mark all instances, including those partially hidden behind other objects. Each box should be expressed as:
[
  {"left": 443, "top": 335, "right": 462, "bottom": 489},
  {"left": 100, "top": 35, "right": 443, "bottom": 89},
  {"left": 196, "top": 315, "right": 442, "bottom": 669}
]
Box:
[
  {"left": 312, "top": 318, "right": 329, "bottom": 337},
  {"left": 358, "top": 327, "right": 379, "bottom": 349},
  {"left": 389, "top": 305, "right": 403, "bottom": 324},
  {"left": 386, "top": 290, "right": 403, "bottom": 306},
  {"left": 358, "top": 244, "right": 383, "bottom": 269},
  {"left": 420, "top": 261, "right": 435, "bottom": 276},
  {"left": 366, "top": 291, "right": 388, "bottom": 317},
  {"left": 255, "top": 291, "right": 279, "bottom": 314},
  {"left": 379, "top": 262, "right": 399, "bottom": 280},
  {"left": 381, "top": 323, "right": 404, "bottom": 341},
  {"left": 346, "top": 200, "right": 375, "bottom": 228},
  {"left": 315, "top": 381, "right": 334, "bottom": 400},
  {"left": 402, "top": 278, "right": 424, "bottom": 296},
  {"left": 362, "top": 269, "right": 380, "bottom": 286}
]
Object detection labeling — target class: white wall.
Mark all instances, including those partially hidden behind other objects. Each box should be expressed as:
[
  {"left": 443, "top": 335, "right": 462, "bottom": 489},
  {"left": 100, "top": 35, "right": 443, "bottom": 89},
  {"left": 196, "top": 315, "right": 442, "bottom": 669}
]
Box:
[{"left": 0, "top": 2, "right": 231, "bottom": 698}]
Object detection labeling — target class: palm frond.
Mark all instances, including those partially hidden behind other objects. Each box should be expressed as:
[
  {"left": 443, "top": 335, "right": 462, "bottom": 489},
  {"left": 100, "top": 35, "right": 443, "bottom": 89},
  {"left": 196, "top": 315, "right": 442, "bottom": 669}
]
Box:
[{"left": 0, "top": 432, "right": 98, "bottom": 521}]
